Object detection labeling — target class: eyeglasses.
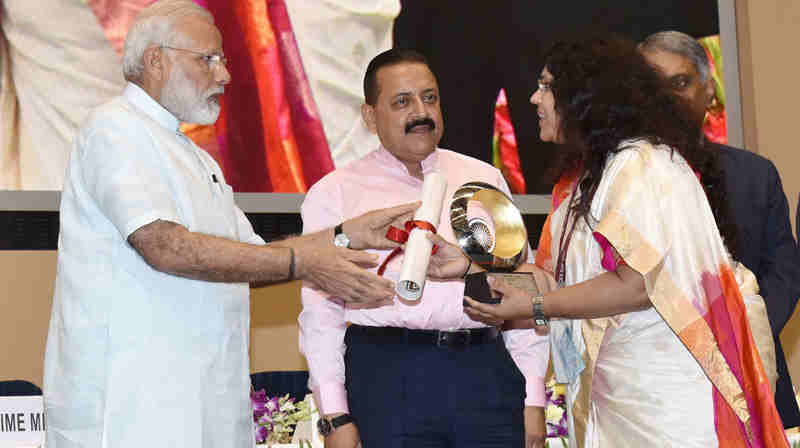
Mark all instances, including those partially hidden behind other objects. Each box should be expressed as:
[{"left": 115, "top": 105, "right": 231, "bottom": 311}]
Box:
[
  {"left": 668, "top": 75, "right": 693, "bottom": 91},
  {"left": 161, "top": 46, "right": 228, "bottom": 69},
  {"left": 537, "top": 81, "right": 552, "bottom": 92}
]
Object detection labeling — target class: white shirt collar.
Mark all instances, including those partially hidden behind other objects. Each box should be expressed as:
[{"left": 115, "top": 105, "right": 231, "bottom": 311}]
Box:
[{"left": 123, "top": 82, "right": 181, "bottom": 132}]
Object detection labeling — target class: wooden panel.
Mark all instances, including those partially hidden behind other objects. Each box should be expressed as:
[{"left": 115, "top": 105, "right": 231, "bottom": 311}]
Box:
[
  {"left": 0, "top": 251, "right": 56, "bottom": 388},
  {"left": 737, "top": 0, "right": 800, "bottom": 392}
]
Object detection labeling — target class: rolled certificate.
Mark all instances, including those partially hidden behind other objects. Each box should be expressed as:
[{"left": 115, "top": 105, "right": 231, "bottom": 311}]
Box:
[{"left": 396, "top": 172, "right": 448, "bottom": 300}]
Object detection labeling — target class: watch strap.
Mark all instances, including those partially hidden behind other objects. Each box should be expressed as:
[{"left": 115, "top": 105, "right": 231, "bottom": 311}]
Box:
[
  {"left": 532, "top": 294, "right": 548, "bottom": 326},
  {"left": 330, "top": 413, "right": 355, "bottom": 429},
  {"left": 318, "top": 413, "right": 355, "bottom": 437}
]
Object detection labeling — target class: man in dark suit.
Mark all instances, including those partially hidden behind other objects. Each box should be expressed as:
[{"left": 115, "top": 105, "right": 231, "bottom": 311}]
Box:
[{"left": 642, "top": 30, "right": 800, "bottom": 428}]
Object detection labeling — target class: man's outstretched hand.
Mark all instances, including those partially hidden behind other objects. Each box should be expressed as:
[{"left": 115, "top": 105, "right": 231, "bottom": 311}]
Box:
[{"left": 344, "top": 202, "right": 420, "bottom": 250}]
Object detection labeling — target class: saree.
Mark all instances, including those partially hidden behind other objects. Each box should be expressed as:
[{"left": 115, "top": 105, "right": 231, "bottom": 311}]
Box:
[{"left": 536, "top": 139, "right": 787, "bottom": 447}]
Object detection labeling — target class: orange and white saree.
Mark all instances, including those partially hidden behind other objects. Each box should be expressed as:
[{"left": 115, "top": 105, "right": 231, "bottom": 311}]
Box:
[{"left": 537, "top": 140, "right": 787, "bottom": 447}]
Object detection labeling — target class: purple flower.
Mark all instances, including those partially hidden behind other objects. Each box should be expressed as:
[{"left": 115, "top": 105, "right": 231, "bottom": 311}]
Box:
[
  {"left": 545, "top": 411, "right": 569, "bottom": 437},
  {"left": 258, "top": 413, "right": 273, "bottom": 426},
  {"left": 547, "top": 421, "right": 569, "bottom": 438},
  {"left": 251, "top": 389, "right": 268, "bottom": 410},
  {"left": 254, "top": 409, "right": 265, "bottom": 423},
  {"left": 253, "top": 392, "right": 314, "bottom": 444},
  {"left": 266, "top": 396, "right": 280, "bottom": 414},
  {"left": 544, "top": 380, "right": 569, "bottom": 438},
  {"left": 252, "top": 390, "right": 269, "bottom": 422},
  {"left": 255, "top": 425, "right": 268, "bottom": 444}
]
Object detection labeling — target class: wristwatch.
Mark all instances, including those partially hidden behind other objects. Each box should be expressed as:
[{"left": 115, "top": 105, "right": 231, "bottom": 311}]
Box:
[
  {"left": 333, "top": 223, "right": 351, "bottom": 248},
  {"left": 317, "top": 413, "right": 355, "bottom": 437},
  {"left": 532, "top": 294, "right": 549, "bottom": 326}
]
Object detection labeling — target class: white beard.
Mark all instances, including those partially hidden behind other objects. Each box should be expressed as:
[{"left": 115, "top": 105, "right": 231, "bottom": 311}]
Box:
[{"left": 160, "top": 63, "right": 222, "bottom": 125}]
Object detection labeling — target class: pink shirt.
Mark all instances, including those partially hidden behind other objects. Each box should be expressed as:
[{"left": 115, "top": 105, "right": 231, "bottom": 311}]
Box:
[{"left": 299, "top": 147, "right": 549, "bottom": 414}]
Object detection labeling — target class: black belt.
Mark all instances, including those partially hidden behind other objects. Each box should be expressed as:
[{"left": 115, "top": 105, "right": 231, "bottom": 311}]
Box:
[{"left": 348, "top": 325, "right": 500, "bottom": 348}]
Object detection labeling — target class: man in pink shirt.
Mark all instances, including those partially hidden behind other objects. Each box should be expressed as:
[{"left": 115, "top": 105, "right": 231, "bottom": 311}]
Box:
[{"left": 300, "top": 49, "right": 548, "bottom": 448}]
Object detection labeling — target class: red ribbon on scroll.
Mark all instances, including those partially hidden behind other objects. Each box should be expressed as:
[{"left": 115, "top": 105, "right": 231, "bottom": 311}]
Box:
[{"left": 377, "top": 220, "right": 439, "bottom": 276}]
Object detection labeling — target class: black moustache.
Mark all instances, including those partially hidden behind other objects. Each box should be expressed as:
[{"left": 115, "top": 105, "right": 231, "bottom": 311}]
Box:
[{"left": 405, "top": 118, "right": 436, "bottom": 133}]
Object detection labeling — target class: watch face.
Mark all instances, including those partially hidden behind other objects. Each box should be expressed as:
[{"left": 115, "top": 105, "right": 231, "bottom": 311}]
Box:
[
  {"left": 334, "top": 233, "right": 350, "bottom": 248},
  {"left": 317, "top": 418, "right": 332, "bottom": 436}
]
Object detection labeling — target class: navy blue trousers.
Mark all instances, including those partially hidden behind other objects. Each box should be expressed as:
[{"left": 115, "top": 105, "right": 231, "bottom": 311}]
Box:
[{"left": 344, "top": 326, "right": 525, "bottom": 447}]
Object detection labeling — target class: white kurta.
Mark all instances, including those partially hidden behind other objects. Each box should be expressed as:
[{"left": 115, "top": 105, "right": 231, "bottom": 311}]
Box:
[{"left": 43, "top": 83, "right": 264, "bottom": 448}]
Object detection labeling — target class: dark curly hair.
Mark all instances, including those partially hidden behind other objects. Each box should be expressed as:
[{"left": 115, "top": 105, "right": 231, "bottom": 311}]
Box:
[{"left": 544, "top": 36, "right": 739, "bottom": 260}]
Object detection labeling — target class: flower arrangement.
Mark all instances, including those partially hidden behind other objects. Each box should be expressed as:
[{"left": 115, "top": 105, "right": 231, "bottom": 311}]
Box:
[
  {"left": 545, "top": 378, "right": 568, "bottom": 445},
  {"left": 251, "top": 389, "right": 315, "bottom": 446}
]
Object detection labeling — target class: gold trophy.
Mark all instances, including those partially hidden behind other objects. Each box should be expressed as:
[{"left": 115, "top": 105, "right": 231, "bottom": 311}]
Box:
[{"left": 450, "top": 182, "right": 539, "bottom": 304}]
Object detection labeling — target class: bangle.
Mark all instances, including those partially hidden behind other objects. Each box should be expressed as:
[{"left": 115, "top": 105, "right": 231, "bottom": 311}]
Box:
[
  {"left": 461, "top": 259, "right": 473, "bottom": 279},
  {"left": 288, "top": 248, "right": 296, "bottom": 281}
]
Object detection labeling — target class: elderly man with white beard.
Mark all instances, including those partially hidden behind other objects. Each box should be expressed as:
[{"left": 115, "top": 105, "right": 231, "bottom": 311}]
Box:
[{"left": 42, "top": 1, "right": 418, "bottom": 447}]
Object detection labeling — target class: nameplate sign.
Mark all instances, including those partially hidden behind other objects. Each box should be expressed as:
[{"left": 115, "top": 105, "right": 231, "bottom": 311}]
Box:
[{"left": 0, "top": 396, "right": 44, "bottom": 447}]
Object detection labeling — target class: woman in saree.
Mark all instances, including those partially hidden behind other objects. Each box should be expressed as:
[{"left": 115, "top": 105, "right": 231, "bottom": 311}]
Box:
[{"left": 428, "top": 36, "right": 787, "bottom": 447}]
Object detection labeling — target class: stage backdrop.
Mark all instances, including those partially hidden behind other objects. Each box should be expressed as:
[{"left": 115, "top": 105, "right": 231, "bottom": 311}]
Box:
[
  {"left": 2, "top": 0, "right": 723, "bottom": 193},
  {"left": 0, "top": 0, "right": 399, "bottom": 191}
]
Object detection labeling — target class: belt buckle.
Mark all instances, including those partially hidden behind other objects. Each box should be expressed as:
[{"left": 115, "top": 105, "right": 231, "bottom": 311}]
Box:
[{"left": 437, "top": 329, "right": 471, "bottom": 348}]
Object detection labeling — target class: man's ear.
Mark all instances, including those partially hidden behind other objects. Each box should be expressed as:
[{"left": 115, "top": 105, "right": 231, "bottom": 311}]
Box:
[
  {"left": 143, "top": 46, "right": 166, "bottom": 81},
  {"left": 361, "top": 103, "right": 377, "bottom": 134},
  {"left": 704, "top": 77, "right": 716, "bottom": 107}
]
